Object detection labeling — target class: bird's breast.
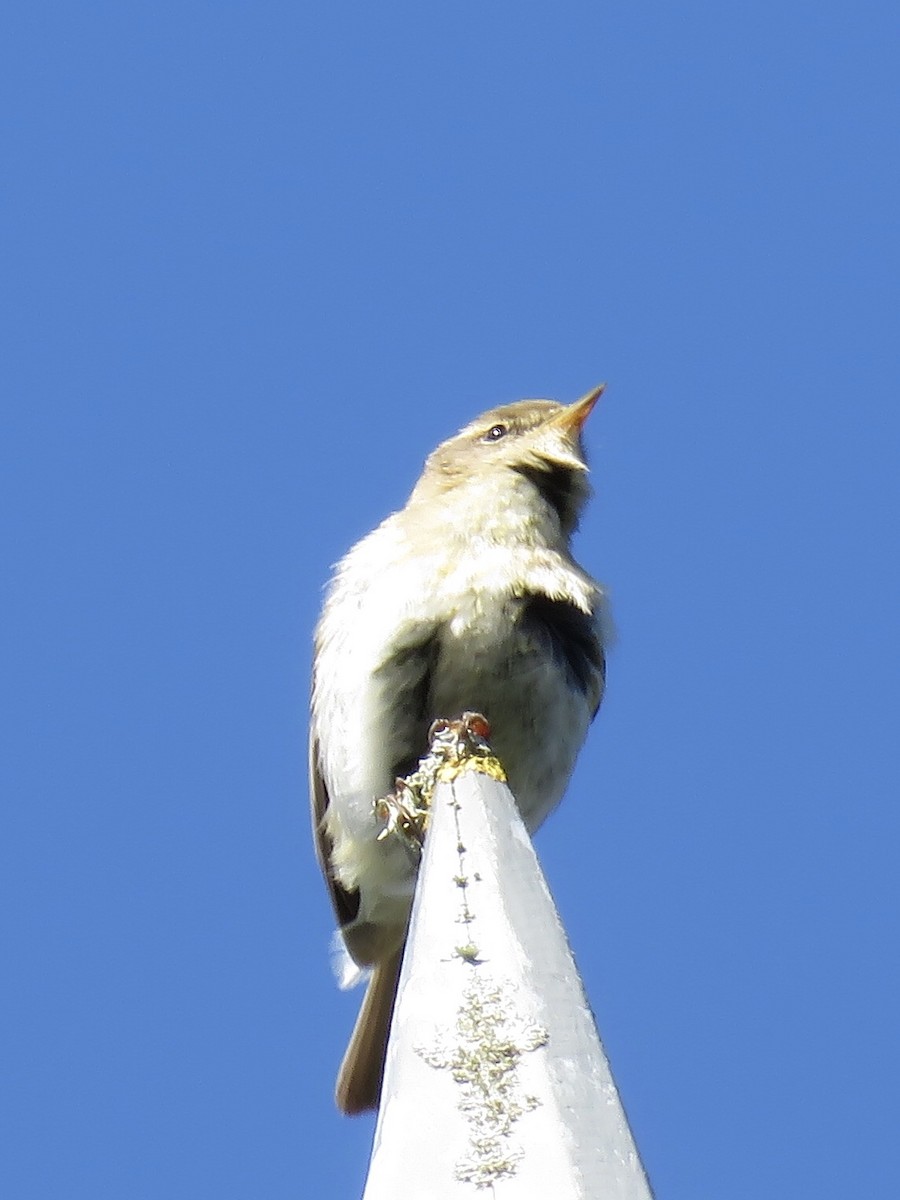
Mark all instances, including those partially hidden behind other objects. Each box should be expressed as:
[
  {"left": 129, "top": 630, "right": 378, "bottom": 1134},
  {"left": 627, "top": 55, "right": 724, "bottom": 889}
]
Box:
[{"left": 427, "top": 592, "right": 600, "bottom": 829}]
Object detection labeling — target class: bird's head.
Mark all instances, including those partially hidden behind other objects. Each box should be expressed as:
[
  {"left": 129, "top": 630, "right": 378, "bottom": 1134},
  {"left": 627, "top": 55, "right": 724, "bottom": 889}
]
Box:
[{"left": 410, "top": 385, "right": 605, "bottom": 537}]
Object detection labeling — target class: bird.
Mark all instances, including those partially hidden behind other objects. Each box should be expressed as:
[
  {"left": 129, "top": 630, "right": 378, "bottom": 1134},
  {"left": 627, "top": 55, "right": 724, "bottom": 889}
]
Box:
[{"left": 309, "top": 385, "right": 610, "bottom": 1114}]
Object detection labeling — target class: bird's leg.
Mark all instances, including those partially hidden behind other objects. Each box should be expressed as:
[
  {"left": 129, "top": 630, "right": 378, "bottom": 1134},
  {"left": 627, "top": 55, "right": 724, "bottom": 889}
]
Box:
[
  {"left": 429, "top": 711, "right": 493, "bottom": 760},
  {"left": 374, "top": 712, "right": 494, "bottom": 853},
  {"left": 374, "top": 776, "right": 430, "bottom": 852}
]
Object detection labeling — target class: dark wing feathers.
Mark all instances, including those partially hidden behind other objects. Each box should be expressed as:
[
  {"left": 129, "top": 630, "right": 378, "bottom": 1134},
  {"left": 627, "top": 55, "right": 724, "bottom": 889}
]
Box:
[
  {"left": 519, "top": 593, "right": 605, "bottom": 714},
  {"left": 371, "top": 627, "right": 442, "bottom": 780},
  {"left": 309, "top": 733, "right": 361, "bottom": 928},
  {"left": 310, "top": 625, "right": 442, "bottom": 931}
]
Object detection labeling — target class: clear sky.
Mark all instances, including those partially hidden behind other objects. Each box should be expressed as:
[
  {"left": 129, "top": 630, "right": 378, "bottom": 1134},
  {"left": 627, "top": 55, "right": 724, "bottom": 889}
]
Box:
[{"left": 3, "top": 3, "right": 898, "bottom": 1197}]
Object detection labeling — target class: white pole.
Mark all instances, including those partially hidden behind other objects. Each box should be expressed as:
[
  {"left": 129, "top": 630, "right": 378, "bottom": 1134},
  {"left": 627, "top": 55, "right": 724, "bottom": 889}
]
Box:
[{"left": 363, "top": 742, "right": 653, "bottom": 1199}]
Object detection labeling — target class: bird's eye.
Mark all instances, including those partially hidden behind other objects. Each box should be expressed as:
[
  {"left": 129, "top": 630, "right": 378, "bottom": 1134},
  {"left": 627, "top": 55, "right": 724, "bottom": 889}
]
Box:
[{"left": 484, "top": 424, "right": 508, "bottom": 442}]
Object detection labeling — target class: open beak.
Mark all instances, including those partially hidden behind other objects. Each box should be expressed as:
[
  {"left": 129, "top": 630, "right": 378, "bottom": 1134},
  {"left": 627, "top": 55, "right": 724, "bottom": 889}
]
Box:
[{"left": 553, "top": 383, "right": 606, "bottom": 435}]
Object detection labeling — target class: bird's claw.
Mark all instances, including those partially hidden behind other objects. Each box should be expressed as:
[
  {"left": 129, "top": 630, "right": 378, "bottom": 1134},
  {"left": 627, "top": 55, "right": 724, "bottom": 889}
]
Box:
[
  {"left": 374, "top": 778, "right": 429, "bottom": 851},
  {"left": 373, "top": 712, "right": 494, "bottom": 853},
  {"left": 428, "top": 711, "right": 493, "bottom": 760}
]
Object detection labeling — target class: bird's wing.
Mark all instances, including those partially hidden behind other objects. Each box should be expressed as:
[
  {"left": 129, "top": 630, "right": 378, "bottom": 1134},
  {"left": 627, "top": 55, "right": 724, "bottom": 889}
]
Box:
[
  {"left": 309, "top": 619, "right": 443, "bottom": 932},
  {"left": 368, "top": 624, "right": 443, "bottom": 780},
  {"left": 519, "top": 593, "right": 606, "bottom": 718},
  {"left": 309, "top": 730, "right": 361, "bottom": 929}
]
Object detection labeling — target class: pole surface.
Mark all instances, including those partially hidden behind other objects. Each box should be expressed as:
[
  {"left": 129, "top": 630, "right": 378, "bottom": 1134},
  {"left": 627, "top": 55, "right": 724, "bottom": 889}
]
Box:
[{"left": 363, "top": 762, "right": 653, "bottom": 1199}]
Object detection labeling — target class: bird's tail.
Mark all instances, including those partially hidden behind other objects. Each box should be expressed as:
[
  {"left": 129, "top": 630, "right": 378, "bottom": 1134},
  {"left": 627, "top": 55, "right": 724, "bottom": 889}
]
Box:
[{"left": 335, "top": 948, "right": 403, "bottom": 1115}]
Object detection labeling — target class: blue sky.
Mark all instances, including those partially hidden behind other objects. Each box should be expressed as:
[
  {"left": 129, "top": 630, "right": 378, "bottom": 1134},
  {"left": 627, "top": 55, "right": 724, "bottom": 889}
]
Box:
[{"left": 3, "top": 3, "right": 898, "bottom": 1196}]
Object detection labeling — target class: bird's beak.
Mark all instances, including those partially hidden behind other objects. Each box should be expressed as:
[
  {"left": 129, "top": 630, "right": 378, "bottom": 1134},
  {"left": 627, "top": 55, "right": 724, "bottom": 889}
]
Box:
[{"left": 553, "top": 384, "right": 606, "bottom": 435}]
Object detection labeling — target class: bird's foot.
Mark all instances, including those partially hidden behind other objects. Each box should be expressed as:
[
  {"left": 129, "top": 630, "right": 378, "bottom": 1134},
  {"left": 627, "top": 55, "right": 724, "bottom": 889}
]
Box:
[
  {"left": 374, "top": 778, "right": 430, "bottom": 851},
  {"left": 374, "top": 713, "right": 494, "bottom": 854},
  {"left": 427, "top": 711, "right": 493, "bottom": 762}
]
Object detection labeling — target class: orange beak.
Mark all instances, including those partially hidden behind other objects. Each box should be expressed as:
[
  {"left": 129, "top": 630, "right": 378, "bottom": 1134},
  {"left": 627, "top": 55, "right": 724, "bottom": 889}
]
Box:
[{"left": 553, "top": 383, "right": 606, "bottom": 434}]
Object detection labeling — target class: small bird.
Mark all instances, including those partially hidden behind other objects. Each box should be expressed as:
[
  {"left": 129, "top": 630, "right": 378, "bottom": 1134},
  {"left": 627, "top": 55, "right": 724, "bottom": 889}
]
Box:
[{"left": 309, "top": 385, "right": 610, "bottom": 1114}]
